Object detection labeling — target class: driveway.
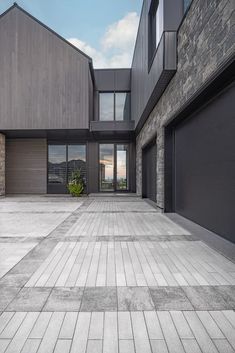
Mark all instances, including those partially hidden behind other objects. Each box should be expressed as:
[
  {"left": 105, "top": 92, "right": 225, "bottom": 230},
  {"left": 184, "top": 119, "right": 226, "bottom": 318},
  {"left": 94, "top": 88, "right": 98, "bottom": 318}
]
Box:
[{"left": 0, "top": 195, "right": 234, "bottom": 353}]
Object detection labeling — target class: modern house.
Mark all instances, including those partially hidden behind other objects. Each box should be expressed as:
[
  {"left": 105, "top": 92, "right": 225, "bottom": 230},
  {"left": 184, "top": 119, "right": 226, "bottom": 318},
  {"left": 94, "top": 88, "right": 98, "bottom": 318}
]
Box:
[{"left": 0, "top": 0, "right": 234, "bottom": 243}]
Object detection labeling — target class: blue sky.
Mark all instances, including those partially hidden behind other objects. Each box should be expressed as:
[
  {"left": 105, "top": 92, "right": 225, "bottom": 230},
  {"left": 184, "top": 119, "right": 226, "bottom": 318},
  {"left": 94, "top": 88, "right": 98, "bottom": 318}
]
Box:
[{"left": 0, "top": 0, "right": 142, "bottom": 68}]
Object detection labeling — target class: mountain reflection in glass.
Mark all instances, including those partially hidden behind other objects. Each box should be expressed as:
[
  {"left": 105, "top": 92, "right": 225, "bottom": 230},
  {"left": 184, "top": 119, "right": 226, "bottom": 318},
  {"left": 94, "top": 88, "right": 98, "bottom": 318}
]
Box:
[
  {"left": 68, "top": 145, "right": 86, "bottom": 184},
  {"left": 48, "top": 145, "right": 66, "bottom": 184}
]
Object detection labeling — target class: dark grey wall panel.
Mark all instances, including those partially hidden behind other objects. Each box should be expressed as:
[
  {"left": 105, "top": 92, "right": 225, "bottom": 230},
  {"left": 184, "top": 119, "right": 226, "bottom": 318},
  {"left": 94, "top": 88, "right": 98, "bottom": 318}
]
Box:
[
  {"left": 131, "top": 0, "right": 183, "bottom": 129},
  {"left": 174, "top": 84, "right": 235, "bottom": 243},
  {"left": 94, "top": 69, "right": 131, "bottom": 91},
  {"left": 0, "top": 6, "right": 91, "bottom": 130},
  {"left": 87, "top": 142, "right": 99, "bottom": 193},
  {"left": 6, "top": 139, "right": 47, "bottom": 194}
]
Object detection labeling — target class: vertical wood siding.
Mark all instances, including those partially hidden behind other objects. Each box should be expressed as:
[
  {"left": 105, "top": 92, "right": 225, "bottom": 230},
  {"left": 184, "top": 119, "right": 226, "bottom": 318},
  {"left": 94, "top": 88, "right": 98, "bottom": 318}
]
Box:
[
  {"left": 0, "top": 7, "right": 91, "bottom": 130},
  {"left": 6, "top": 139, "right": 47, "bottom": 194}
]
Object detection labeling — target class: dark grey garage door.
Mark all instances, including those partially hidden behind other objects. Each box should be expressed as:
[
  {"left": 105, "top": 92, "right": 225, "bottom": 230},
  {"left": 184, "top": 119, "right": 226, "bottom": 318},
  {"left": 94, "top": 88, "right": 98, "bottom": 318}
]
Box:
[
  {"left": 142, "top": 139, "right": 157, "bottom": 202},
  {"left": 174, "top": 84, "right": 235, "bottom": 242},
  {"left": 6, "top": 139, "right": 47, "bottom": 194}
]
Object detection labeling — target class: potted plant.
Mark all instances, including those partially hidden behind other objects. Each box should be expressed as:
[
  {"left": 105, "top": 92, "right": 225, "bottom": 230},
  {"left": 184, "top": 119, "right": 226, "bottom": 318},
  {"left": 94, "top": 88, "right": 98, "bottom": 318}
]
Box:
[{"left": 67, "top": 169, "right": 85, "bottom": 197}]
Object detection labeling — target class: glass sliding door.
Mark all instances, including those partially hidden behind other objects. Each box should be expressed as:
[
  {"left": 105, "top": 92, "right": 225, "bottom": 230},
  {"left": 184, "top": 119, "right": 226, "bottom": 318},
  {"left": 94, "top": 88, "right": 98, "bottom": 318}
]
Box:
[
  {"left": 99, "top": 143, "right": 129, "bottom": 192},
  {"left": 116, "top": 144, "right": 128, "bottom": 190},
  {"left": 99, "top": 144, "right": 115, "bottom": 191},
  {"left": 68, "top": 145, "right": 86, "bottom": 185},
  {"left": 48, "top": 144, "right": 86, "bottom": 193},
  {"left": 48, "top": 145, "right": 67, "bottom": 186}
]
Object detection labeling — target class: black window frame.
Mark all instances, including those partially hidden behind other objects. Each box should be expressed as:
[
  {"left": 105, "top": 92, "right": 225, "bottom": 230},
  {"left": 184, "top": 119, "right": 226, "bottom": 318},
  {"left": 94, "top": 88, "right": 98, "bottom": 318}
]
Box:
[
  {"left": 148, "top": 0, "right": 161, "bottom": 71},
  {"left": 99, "top": 91, "right": 131, "bottom": 121},
  {"left": 47, "top": 143, "right": 87, "bottom": 194}
]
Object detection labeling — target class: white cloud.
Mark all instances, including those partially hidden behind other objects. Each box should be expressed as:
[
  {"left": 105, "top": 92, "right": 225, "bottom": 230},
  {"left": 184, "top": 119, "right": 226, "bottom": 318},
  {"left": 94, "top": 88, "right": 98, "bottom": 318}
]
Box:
[
  {"left": 67, "top": 12, "right": 139, "bottom": 68},
  {"left": 101, "top": 12, "right": 139, "bottom": 51}
]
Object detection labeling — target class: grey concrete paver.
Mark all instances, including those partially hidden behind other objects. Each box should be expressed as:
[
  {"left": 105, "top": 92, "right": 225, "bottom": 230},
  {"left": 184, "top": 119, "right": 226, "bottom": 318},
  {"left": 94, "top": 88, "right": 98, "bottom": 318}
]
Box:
[{"left": 0, "top": 195, "right": 234, "bottom": 352}]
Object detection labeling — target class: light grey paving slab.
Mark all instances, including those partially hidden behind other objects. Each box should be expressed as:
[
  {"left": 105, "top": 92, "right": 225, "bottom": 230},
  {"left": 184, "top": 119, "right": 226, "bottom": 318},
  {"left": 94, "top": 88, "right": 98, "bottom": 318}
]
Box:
[
  {"left": 29, "top": 312, "right": 52, "bottom": 339},
  {"left": 213, "top": 339, "right": 235, "bottom": 353},
  {"left": 37, "top": 312, "right": 65, "bottom": 353},
  {"left": 6, "top": 288, "right": 51, "bottom": 312},
  {"left": 144, "top": 311, "right": 163, "bottom": 339},
  {"left": 80, "top": 288, "right": 117, "bottom": 312},
  {"left": 210, "top": 311, "right": 235, "bottom": 350},
  {"left": 0, "top": 339, "right": 10, "bottom": 353},
  {"left": 21, "top": 338, "right": 41, "bottom": 353},
  {"left": 184, "top": 311, "right": 219, "bottom": 353},
  {"left": 4, "top": 312, "right": 39, "bottom": 353},
  {"left": 59, "top": 312, "right": 78, "bottom": 339},
  {"left": 131, "top": 312, "right": 152, "bottom": 353},
  {"left": 0, "top": 243, "right": 37, "bottom": 279},
  {"left": 183, "top": 286, "right": 231, "bottom": 310},
  {"left": 0, "top": 201, "right": 81, "bottom": 213},
  {"left": 103, "top": 312, "right": 118, "bottom": 353},
  {"left": 119, "top": 340, "right": 135, "bottom": 353},
  {"left": 53, "top": 339, "right": 71, "bottom": 353},
  {"left": 43, "top": 288, "right": 83, "bottom": 312},
  {"left": 157, "top": 311, "right": 185, "bottom": 353},
  {"left": 70, "top": 312, "right": 91, "bottom": 353},
  {"left": 86, "top": 201, "right": 157, "bottom": 212},
  {"left": 150, "top": 340, "right": 169, "bottom": 353},
  {"left": 86, "top": 339, "right": 103, "bottom": 353},
  {"left": 117, "top": 287, "right": 154, "bottom": 311},
  {"left": 0, "top": 213, "right": 71, "bottom": 238},
  {"left": 89, "top": 312, "right": 104, "bottom": 340},
  {"left": 0, "top": 312, "right": 27, "bottom": 339},
  {"left": 150, "top": 287, "right": 193, "bottom": 310},
  {"left": 181, "top": 339, "right": 203, "bottom": 353},
  {"left": 118, "top": 312, "right": 133, "bottom": 340},
  {"left": 66, "top": 213, "right": 190, "bottom": 237},
  {"left": 0, "top": 313, "right": 14, "bottom": 335}
]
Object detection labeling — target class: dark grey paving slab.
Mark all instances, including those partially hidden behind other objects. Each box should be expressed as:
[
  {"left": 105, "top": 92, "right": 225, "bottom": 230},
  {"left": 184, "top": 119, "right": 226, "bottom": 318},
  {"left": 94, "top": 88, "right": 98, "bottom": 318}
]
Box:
[
  {"left": 215, "top": 286, "right": 235, "bottom": 308},
  {"left": 0, "top": 286, "right": 21, "bottom": 311},
  {"left": 80, "top": 287, "right": 117, "bottom": 312},
  {"left": 117, "top": 287, "right": 154, "bottom": 311},
  {"left": 150, "top": 287, "right": 193, "bottom": 310},
  {"left": 0, "top": 273, "right": 29, "bottom": 287},
  {"left": 6, "top": 287, "right": 51, "bottom": 311},
  {"left": 182, "top": 286, "right": 231, "bottom": 310},
  {"left": 43, "top": 288, "right": 84, "bottom": 311}
]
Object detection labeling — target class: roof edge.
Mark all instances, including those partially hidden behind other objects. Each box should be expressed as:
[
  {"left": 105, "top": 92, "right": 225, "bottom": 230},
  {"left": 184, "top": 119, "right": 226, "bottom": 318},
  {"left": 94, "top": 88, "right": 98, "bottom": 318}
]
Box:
[{"left": 0, "top": 2, "right": 93, "bottom": 63}]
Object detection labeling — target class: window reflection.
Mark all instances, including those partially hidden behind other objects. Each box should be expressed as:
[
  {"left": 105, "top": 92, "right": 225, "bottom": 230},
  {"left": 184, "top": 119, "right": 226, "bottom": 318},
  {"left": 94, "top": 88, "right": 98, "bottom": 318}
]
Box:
[
  {"left": 100, "top": 144, "right": 114, "bottom": 191},
  {"left": 48, "top": 145, "right": 66, "bottom": 184},
  {"left": 48, "top": 145, "right": 87, "bottom": 187},
  {"left": 99, "top": 92, "right": 130, "bottom": 121},
  {"left": 100, "top": 93, "right": 114, "bottom": 121},
  {"left": 116, "top": 144, "right": 128, "bottom": 190},
  {"left": 68, "top": 145, "right": 86, "bottom": 185},
  {"left": 115, "top": 93, "right": 130, "bottom": 121}
]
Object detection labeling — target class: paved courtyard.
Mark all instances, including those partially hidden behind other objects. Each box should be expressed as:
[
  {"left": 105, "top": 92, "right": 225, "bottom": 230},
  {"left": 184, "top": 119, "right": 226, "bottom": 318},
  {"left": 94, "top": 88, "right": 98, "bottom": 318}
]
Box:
[{"left": 0, "top": 195, "right": 234, "bottom": 353}]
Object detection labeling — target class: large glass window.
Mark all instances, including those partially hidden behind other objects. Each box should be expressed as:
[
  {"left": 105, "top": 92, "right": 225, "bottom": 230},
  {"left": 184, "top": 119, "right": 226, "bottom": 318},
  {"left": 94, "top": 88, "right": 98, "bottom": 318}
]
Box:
[
  {"left": 148, "top": 0, "right": 163, "bottom": 67},
  {"left": 68, "top": 145, "right": 86, "bottom": 184},
  {"left": 48, "top": 145, "right": 67, "bottom": 185},
  {"left": 99, "top": 144, "right": 129, "bottom": 192},
  {"left": 99, "top": 92, "right": 130, "bottom": 121},
  {"left": 100, "top": 144, "right": 114, "bottom": 191},
  {"left": 48, "top": 144, "right": 86, "bottom": 188},
  {"left": 116, "top": 144, "right": 128, "bottom": 190},
  {"left": 115, "top": 93, "right": 130, "bottom": 121},
  {"left": 99, "top": 93, "right": 114, "bottom": 121}
]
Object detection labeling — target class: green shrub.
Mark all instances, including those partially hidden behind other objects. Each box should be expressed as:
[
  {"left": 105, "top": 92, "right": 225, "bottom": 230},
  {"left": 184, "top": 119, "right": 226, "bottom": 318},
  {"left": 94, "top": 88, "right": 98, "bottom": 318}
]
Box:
[{"left": 67, "top": 169, "right": 85, "bottom": 197}]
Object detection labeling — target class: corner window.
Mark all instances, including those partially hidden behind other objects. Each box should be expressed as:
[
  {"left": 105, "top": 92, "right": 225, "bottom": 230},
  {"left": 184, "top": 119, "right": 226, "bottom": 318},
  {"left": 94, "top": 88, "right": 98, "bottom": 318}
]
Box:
[
  {"left": 99, "top": 92, "right": 130, "bottom": 121},
  {"left": 148, "top": 0, "right": 163, "bottom": 67}
]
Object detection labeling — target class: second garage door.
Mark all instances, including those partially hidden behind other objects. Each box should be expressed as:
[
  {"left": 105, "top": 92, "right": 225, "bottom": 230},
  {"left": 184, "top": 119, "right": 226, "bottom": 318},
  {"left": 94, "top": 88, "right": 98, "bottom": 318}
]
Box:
[{"left": 173, "top": 84, "right": 235, "bottom": 242}]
